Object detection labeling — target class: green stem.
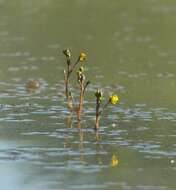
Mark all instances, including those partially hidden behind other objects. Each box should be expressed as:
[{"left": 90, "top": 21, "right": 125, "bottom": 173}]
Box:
[
  {"left": 83, "top": 81, "right": 90, "bottom": 95},
  {"left": 64, "top": 59, "right": 71, "bottom": 99},
  {"left": 69, "top": 59, "right": 79, "bottom": 75}
]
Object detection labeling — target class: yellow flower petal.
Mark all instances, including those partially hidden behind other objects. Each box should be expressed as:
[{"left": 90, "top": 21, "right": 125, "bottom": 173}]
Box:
[
  {"left": 79, "top": 52, "right": 87, "bottom": 61},
  {"left": 109, "top": 94, "right": 119, "bottom": 105}
]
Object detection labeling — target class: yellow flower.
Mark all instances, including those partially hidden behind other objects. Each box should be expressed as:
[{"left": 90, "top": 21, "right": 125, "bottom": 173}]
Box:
[
  {"left": 79, "top": 52, "right": 87, "bottom": 61},
  {"left": 109, "top": 94, "right": 119, "bottom": 105},
  {"left": 110, "top": 154, "right": 119, "bottom": 167}
]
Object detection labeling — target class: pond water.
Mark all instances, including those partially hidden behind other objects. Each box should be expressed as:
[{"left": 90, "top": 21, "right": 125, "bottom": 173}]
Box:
[{"left": 0, "top": 0, "right": 176, "bottom": 190}]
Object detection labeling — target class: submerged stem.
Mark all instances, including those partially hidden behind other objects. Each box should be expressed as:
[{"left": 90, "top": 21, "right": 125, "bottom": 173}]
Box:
[
  {"left": 95, "top": 97, "right": 101, "bottom": 130},
  {"left": 64, "top": 59, "right": 71, "bottom": 99},
  {"left": 77, "top": 81, "right": 84, "bottom": 121}
]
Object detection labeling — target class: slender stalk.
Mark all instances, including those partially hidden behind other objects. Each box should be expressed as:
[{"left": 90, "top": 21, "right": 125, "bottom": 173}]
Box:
[
  {"left": 64, "top": 59, "right": 80, "bottom": 110},
  {"left": 94, "top": 90, "right": 110, "bottom": 130},
  {"left": 64, "top": 58, "right": 71, "bottom": 99},
  {"left": 83, "top": 81, "right": 90, "bottom": 95},
  {"left": 95, "top": 100, "right": 109, "bottom": 130},
  {"left": 95, "top": 97, "right": 101, "bottom": 130},
  {"left": 99, "top": 101, "right": 109, "bottom": 115},
  {"left": 69, "top": 59, "right": 79, "bottom": 74},
  {"left": 77, "top": 81, "right": 84, "bottom": 121}
]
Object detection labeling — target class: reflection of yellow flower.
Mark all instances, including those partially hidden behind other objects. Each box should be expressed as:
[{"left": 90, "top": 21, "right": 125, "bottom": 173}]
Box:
[
  {"left": 109, "top": 94, "right": 119, "bottom": 105},
  {"left": 79, "top": 52, "right": 87, "bottom": 61},
  {"left": 110, "top": 154, "right": 119, "bottom": 167}
]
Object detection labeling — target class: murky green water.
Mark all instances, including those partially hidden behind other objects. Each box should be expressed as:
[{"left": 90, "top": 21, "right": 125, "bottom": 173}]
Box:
[{"left": 0, "top": 0, "right": 176, "bottom": 189}]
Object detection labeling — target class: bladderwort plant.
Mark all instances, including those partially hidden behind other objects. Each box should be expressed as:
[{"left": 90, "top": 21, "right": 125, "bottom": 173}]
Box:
[
  {"left": 94, "top": 90, "right": 119, "bottom": 130},
  {"left": 63, "top": 49, "right": 86, "bottom": 109},
  {"left": 63, "top": 49, "right": 119, "bottom": 129},
  {"left": 63, "top": 49, "right": 89, "bottom": 121}
]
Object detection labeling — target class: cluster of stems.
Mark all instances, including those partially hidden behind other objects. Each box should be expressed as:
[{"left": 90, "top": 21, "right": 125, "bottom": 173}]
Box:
[
  {"left": 94, "top": 90, "right": 119, "bottom": 130},
  {"left": 95, "top": 90, "right": 107, "bottom": 130},
  {"left": 77, "top": 67, "right": 90, "bottom": 121},
  {"left": 63, "top": 49, "right": 78, "bottom": 110},
  {"left": 63, "top": 49, "right": 89, "bottom": 121}
]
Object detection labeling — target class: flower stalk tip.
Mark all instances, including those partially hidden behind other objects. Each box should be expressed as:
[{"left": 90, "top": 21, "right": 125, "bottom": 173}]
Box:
[
  {"left": 63, "top": 49, "right": 71, "bottom": 58},
  {"left": 95, "top": 90, "right": 103, "bottom": 103},
  {"left": 94, "top": 91, "right": 119, "bottom": 130}
]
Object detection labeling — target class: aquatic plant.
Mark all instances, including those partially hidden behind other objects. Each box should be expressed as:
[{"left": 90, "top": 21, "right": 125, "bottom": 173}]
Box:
[
  {"left": 94, "top": 90, "right": 119, "bottom": 130},
  {"left": 76, "top": 66, "right": 90, "bottom": 121},
  {"left": 63, "top": 50, "right": 89, "bottom": 121},
  {"left": 63, "top": 50, "right": 86, "bottom": 109},
  {"left": 63, "top": 49, "right": 119, "bottom": 128}
]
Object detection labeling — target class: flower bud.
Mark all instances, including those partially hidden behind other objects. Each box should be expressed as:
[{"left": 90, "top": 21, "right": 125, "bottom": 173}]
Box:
[
  {"left": 63, "top": 49, "right": 71, "bottom": 58},
  {"left": 95, "top": 90, "right": 103, "bottom": 102},
  {"left": 77, "top": 70, "right": 85, "bottom": 83},
  {"left": 79, "top": 66, "right": 84, "bottom": 73}
]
